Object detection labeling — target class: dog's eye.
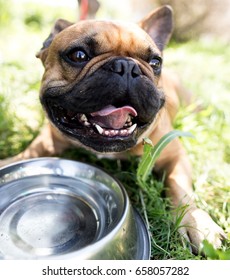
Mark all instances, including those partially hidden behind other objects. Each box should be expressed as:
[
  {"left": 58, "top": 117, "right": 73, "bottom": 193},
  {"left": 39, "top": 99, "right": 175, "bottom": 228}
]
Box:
[
  {"left": 66, "top": 49, "right": 89, "bottom": 64},
  {"left": 149, "top": 57, "right": 162, "bottom": 73}
]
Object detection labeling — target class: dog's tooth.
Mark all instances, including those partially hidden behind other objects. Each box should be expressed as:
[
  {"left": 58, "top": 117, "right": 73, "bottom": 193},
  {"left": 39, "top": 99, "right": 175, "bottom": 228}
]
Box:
[
  {"left": 80, "top": 114, "right": 88, "bottom": 122},
  {"left": 127, "top": 123, "right": 137, "bottom": 134},
  {"left": 120, "top": 129, "right": 128, "bottom": 136},
  {"left": 124, "top": 122, "right": 131, "bottom": 127},
  {"left": 111, "top": 130, "right": 118, "bottom": 137},
  {"left": 84, "top": 121, "right": 91, "bottom": 127},
  {"left": 95, "top": 124, "right": 104, "bottom": 134},
  {"left": 127, "top": 116, "right": 131, "bottom": 123}
]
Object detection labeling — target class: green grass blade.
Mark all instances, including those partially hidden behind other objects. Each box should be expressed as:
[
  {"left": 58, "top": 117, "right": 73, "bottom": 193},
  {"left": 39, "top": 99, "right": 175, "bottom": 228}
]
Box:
[
  {"left": 137, "top": 130, "right": 193, "bottom": 183},
  {"left": 136, "top": 138, "right": 153, "bottom": 184}
]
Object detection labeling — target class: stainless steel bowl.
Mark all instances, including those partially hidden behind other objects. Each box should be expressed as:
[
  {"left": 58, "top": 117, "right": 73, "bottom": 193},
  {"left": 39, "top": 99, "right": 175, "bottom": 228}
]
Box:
[{"left": 0, "top": 158, "right": 150, "bottom": 260}]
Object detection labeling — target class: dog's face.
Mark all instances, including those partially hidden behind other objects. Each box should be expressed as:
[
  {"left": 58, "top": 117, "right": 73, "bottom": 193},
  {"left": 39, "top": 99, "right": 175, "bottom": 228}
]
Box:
[{"left": 37, "top": 6, "right": 173, "bottom": 153}]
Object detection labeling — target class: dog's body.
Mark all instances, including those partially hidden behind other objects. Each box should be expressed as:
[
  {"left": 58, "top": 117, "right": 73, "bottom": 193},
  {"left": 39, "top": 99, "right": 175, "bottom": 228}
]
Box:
[{"left": 0, "top": 6, "right": 225, "bottom": 253}]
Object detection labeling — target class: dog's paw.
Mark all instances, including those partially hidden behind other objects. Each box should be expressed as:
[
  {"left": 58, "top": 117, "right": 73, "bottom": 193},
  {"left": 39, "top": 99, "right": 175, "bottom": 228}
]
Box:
[{"left": 178, "top": 208, "right": 226, "bottom": 254}]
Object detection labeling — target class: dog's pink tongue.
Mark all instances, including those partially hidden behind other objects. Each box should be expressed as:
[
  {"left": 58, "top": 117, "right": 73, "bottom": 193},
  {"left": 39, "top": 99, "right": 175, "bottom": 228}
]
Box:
[{"left": 91, "top": 105, "right": 137, "bottom": 129}]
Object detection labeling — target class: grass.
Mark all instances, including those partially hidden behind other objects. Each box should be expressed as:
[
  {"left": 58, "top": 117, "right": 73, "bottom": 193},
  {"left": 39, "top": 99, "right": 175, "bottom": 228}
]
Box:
[{"left": 0, "top": 1, "right": 229, "bottom": 259}]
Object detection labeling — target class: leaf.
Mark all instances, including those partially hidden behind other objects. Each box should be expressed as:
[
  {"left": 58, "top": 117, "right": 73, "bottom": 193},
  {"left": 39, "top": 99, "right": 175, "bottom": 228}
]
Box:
[
  {"left": 218, "top": 250, "right": 230, "bottom": 260},
  {"left": 202, "top": 240, "right": 219, "bottom": 259},
  {"left": 137, "top": 130, "right": 193, "bottom": 183},
  {"left": 202, "top": 240, "right": 230, "bottom": 260}
]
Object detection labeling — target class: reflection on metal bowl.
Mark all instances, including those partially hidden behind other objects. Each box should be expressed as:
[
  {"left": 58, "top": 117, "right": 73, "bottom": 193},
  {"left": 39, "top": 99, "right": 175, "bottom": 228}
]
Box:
[{"left": 0, "top": 158, "right": 150, "bottom": 260}]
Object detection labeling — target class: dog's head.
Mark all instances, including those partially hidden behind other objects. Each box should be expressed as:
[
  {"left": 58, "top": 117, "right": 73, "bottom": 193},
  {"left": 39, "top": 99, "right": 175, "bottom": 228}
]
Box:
[{"left": 37, "top": 6, "right": 173, "bottom": 153}]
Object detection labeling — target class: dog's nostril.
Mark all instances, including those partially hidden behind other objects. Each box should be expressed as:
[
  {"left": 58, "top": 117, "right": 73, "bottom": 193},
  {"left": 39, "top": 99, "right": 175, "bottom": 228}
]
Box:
[
  {"left": 111, "top": 60, "right": 125, "bottom": 76},
  {"left": 131, "top": 63, "right": 142, "bottom": 78},
  {"left": 110, "top": 59, "right": 141, "bottom": 78}
]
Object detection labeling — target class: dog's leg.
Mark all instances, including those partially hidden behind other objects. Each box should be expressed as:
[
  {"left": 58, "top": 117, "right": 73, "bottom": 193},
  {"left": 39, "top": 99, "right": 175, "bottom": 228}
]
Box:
[
  {"left": 132, "top": 114, "right": 225, "bottom": 253},
  {"left": 0, "top": 124, "right": 71, "bottom": 168},
  {"left": 153, "top": 122, "right": 225, "bottom": 253},
  {"left": 158, "top": 141, "right": 225, "bottom": 253}
]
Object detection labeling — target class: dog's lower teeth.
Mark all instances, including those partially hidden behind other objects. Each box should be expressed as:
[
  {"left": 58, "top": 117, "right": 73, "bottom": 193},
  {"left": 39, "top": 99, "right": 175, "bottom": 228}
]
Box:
[
  {"left": 95, "top": 124, "right": 104, "bottom": 134},
  {"left": 94, "top": 123, "right": 137, "bottom": 137},
  {"left": 120, "top": 129, "right": 128, "bottom": 136},
  {"left": 127, "top": 123, "right": 137, "bottom": 134}
]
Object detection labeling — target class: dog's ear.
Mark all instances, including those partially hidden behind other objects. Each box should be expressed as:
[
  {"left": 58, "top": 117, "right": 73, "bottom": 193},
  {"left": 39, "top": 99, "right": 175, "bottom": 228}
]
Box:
[
  {"left": 36, "top": 19, "right": 73, "bottom": 64},
  {"left": 139, "top": 5, "right": 173, "bottom": 51}
]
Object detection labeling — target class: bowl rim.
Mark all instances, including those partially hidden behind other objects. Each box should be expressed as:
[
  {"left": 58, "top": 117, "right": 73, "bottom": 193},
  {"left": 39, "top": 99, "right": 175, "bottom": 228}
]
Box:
[{"left": 0, "top": 157, "right": 150, "bottom": 260}]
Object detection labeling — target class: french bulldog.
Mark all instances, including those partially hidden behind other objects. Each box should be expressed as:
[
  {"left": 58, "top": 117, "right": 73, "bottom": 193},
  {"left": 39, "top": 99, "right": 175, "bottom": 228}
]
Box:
[{"left": 0, "top": 6, "right": 225, "bottom": 254}]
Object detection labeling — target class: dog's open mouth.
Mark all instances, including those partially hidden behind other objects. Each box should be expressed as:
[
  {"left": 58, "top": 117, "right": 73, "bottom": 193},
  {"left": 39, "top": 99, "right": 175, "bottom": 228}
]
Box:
[
  {"left": 88, "top": 105, "right": 137, "bottom": 137},
  {"left": 47, "top": 102, "right": 145, "bottom": 139}
]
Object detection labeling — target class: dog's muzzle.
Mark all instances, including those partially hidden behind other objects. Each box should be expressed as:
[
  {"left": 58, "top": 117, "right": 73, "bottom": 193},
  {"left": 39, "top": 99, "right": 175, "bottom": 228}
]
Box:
[{"left": 41, "top": 58, "right": 165, "bottom": 153}]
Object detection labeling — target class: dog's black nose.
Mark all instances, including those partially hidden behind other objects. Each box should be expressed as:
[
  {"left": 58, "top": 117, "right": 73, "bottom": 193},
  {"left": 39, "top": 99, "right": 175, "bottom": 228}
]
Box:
[{"left": 109, "top": 59, "right": 142, "bottom": 78}]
